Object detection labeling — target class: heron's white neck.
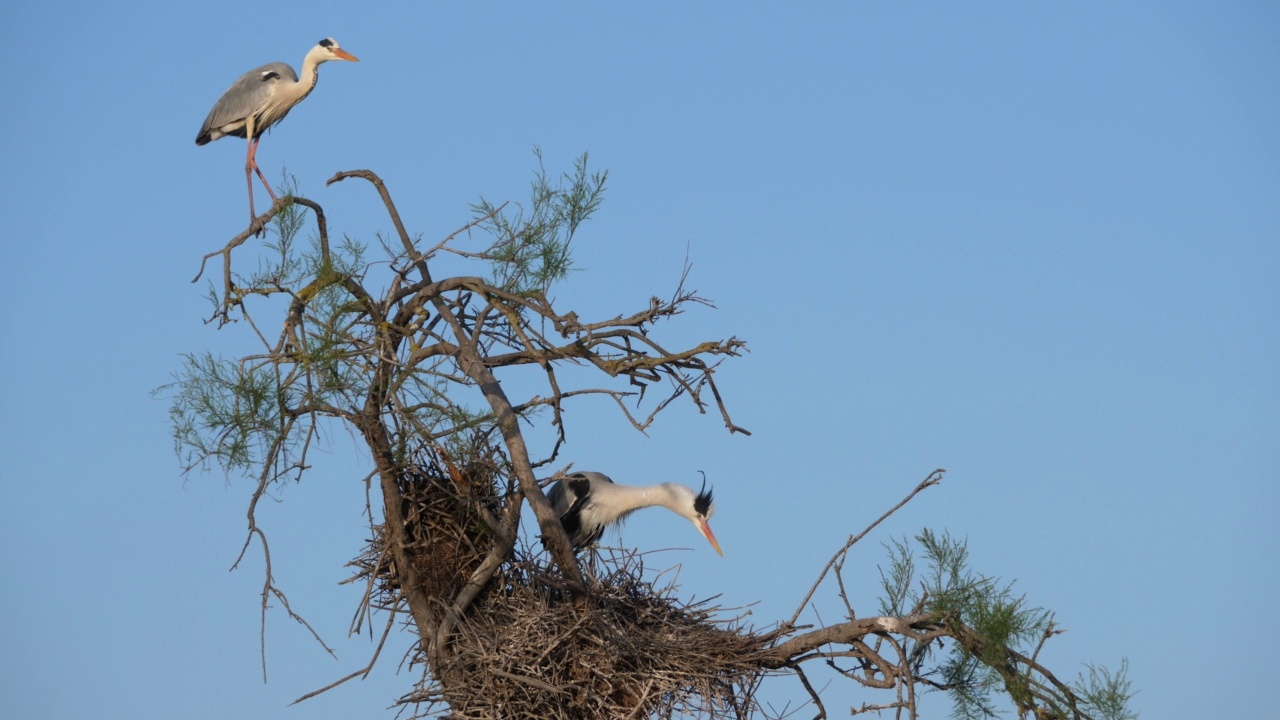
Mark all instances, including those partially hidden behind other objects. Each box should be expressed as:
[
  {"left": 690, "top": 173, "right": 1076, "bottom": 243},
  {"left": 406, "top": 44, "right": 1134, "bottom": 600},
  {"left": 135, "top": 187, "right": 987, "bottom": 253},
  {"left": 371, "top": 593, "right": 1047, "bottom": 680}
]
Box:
[
  {"left": 602, "top": 483, "right": 694, "bottom": 521},
  {"left": 291, "top": 49, "right": 326, "bottom": 104}
]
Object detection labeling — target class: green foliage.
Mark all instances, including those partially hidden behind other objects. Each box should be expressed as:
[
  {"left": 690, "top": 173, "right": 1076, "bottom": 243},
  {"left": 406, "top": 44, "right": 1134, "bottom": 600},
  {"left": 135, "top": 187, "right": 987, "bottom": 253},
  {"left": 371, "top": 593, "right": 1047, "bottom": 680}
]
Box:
[
  {"left": 878, "top": 531, "right": 1134, "bottom": 720},
  {"left": 165, "top": 154, "right": 609, "bottom": 483},
  {"left": 472, "top": 148, "right": 608, "bottom": 295},
  {"left": 1075, "top": 659, "right": 1137, "bottom": 720},
  {"left": 253, "top": 174, "right": 310, "bottom": 290},
  {"left": 877, "top": 536, "right": 914, "bottom": 617},
  {"left": 163, "top": 352, "right": 287, "bottom": 474}
]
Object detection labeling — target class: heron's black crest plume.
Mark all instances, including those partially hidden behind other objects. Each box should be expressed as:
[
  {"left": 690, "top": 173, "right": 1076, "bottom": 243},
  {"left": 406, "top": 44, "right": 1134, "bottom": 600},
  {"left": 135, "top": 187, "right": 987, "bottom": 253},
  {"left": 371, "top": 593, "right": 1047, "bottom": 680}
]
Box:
[
  {"left": 694, "top": 471, "right": 714, "bottom": 517},
  {"left": 319, "top": 38, "right": 335, "bottom": 48}
]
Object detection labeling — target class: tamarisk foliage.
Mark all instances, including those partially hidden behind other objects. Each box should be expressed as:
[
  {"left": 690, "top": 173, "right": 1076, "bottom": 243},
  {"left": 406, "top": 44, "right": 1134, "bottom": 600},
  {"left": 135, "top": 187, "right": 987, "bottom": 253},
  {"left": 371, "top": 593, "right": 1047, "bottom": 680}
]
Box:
[{"left": 166, "top": 155, "right": 1134, "bottom": 719}]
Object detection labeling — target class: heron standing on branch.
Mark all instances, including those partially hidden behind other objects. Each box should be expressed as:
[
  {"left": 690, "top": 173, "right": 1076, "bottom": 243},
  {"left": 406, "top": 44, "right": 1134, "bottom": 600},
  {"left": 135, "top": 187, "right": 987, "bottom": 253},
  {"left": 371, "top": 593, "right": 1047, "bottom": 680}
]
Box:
[
  {"left": 196, "top": 38, "right": 358, "bottom": 225},
  {"left": 547, "top": 471, "right": 724, "bottom": 556}
]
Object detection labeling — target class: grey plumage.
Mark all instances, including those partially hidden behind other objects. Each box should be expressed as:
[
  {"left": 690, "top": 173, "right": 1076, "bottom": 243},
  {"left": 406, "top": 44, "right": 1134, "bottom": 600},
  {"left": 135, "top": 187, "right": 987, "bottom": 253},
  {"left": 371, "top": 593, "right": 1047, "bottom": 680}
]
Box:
[
  {"left": 548, "top": 471, "right": 615, "bottom": 549},
  {"left": 196, "top": 62, "right": 303, "bottom": 146}
]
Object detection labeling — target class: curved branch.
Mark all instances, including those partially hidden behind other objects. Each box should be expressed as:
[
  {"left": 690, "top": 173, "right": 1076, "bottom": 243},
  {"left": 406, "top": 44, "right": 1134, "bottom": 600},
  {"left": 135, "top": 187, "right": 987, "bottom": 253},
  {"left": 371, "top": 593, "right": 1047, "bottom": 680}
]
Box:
[
  {"left": 327, "top": 169, "right": 429, "bottom": 283},
  {"left": 193, "top": 196, "right": 331, "bottom": 327},
  {"left": 762, "top": 614, "right": 943, "bottom": 669}
]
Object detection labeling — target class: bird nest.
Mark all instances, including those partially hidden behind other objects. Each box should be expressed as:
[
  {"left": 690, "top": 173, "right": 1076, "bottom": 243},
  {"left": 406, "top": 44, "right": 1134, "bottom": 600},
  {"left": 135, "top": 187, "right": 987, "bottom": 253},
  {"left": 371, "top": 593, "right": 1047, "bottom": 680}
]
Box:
[
  {"left": 421, "top": 549, "right": 775, "bottom": 720},
  {"left": 347, "top": 437, "right": 506, "bottom": 610},
  {"left": 349, "top": 436, "right": 775, "bottom": 719}
]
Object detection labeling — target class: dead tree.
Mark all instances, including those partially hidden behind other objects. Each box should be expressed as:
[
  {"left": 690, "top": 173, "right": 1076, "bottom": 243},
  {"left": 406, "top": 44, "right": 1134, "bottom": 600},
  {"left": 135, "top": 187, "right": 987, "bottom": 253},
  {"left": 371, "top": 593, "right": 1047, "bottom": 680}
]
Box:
[{"left": 167, "top": 157, "right": 1134, "bottom": 719}]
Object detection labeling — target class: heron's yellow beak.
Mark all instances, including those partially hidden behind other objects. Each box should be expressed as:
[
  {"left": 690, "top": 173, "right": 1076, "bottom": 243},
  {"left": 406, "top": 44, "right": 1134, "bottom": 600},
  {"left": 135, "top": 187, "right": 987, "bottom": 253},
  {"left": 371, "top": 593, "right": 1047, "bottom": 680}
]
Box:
[
  {"left": 698, "top": 519, "right": 724, "bottom": 557},
  {"left": 334, "top": 49, "right": 359, "bottom": 62}
]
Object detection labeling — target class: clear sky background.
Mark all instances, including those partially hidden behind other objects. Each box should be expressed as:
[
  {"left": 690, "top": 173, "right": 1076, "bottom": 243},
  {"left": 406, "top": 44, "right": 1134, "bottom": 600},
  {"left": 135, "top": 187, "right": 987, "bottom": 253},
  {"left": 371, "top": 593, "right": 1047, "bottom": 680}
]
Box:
[{"left": 1, "top": 2, "right": 1276, "bottom": 718}]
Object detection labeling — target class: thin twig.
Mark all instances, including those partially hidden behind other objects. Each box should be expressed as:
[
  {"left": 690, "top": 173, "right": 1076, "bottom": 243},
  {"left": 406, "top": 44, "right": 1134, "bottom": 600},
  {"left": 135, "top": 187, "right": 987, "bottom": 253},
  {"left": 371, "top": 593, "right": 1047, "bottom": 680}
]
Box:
[{"left": 787, "top": 470, "right": 945, "bottom": 628}]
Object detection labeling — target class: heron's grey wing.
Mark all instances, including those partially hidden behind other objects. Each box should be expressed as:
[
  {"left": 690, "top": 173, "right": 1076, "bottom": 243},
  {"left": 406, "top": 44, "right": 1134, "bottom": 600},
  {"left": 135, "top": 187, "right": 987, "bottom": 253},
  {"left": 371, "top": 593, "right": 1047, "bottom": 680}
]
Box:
[
  {"left": 556, "top": 477, "right": 602, "bottom": 548},
  {"left": 195, "top": 62, "right": 299, "bottom": 144},
  {"left": 547, "top": 480, "right": 571, "bottom": 516},
  {"left": 570, "top": 471, "right": 614, "bottom": 485}
]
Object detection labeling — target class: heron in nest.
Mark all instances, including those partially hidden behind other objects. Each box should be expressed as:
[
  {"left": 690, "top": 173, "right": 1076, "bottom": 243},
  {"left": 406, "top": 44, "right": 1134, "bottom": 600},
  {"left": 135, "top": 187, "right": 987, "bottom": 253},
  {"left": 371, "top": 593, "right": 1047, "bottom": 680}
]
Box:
[{"left": 547, "top": 471, "right": 723, "bottom": 556}]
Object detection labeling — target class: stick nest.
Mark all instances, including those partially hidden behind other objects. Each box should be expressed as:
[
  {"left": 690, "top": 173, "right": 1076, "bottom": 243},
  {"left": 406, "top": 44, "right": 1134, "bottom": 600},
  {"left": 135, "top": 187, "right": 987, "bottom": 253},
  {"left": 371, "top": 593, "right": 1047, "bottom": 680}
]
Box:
[
  {"left": 352, "top": 437, "right": 776, "bottom": 719},
  {"left": 351, "top": 438, "right": 506, "bottom": 610},
  {"left": 424, "top": 550, "right": 774, "bottom": 719}
]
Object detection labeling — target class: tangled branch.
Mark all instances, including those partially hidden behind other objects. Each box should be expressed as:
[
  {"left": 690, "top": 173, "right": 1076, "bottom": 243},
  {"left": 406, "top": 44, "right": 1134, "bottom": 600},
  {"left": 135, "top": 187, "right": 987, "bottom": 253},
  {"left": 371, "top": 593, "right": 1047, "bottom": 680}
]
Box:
[{"left": 168, "top": 159, "right": 1132, "bottom": 719}]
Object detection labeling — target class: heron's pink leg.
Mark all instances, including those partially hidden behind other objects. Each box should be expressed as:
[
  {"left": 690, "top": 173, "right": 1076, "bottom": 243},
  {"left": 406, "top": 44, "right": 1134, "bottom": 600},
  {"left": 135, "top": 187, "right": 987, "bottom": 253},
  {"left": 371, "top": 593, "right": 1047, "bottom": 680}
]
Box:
[
  {"left": 247, "top": 137, "right": 279, "bottom": 204},
  {"left": 244, "top": 137, "right": 257, "bottom": 222}
]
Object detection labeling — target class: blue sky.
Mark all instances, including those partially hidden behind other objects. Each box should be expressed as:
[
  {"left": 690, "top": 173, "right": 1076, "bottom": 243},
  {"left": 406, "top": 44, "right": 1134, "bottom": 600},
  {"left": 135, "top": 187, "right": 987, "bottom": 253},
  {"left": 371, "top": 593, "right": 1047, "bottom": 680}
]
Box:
[{"left": 1, "top": 2, "right": 1276, "bottom": 718}]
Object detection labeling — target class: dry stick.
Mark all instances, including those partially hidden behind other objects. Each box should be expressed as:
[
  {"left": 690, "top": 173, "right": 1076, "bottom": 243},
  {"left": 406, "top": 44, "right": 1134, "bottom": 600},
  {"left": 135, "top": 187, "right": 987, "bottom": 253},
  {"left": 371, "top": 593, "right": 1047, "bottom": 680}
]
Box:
[
  {"left": 192, "top": 199, "right": 343, "bottom": 682},
  {"left": 764, "top": 614, "right": 945, "bottom": 670},
  {"left": 323, "top": 171, "right": 467, "bottom": 665},
  {"left": 838, "top": 637, "right": 897, "bottom": 689},
  {"left": 383, "top": 206, "right": 510, "bottom": 312},
  {"left": 490, "top": 669, "right": 570, "bottom": 695},
  {"left": 195, "top": 184, "right": 496, "bottom": 700},
  {"left": 328, "top": 171, "right": 583, "bottom": 661},
  {"left": 342, "top": 175, "right": 580, "bottom": 576},
  {"left": 785, "top": 469, "right": 945, "bottom": 629},
  {"left": 291, "top": 605, "right": 399, "bottom": 706},
  {"left": 436, "top": 337, "right": 581, "bottom": 578},
  {"left": 623, "top": 677, "right": 657, "bottom": 720},
  {"left": 362, "top": 425, "right": 446, "bottom": 664},
  {"left": 327, "top": 169, "right": 428, "bottom": 281},
  {"left": 227, "top": 420, "right": 334, "bottom": 682},
  {"left": 851, "top": 700, "right": 911, "bottom": 718},
  {"left": 431, "top": 503, "right": 519, "bottom": 658},
  {"left": 192, "top": 195, "right": 329, "bottom": 285},
  {"left": 192, "top": 210, "right": 271, "bottom": 283},
  {"left": 793, "top": 664, "right": 829, "bottom": 720},
  {"left": 1022, "top": 615, "right": 1060, "bottom": 709},
  {"left": 879, "top": 632, "right": 916, "bottom": 718}
]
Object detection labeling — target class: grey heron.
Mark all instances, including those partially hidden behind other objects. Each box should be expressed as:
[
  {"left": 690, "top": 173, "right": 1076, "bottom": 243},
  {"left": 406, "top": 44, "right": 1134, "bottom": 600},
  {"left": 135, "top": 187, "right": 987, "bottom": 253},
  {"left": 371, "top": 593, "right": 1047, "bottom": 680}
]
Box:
[
  {"left": 546, "top": 471, "right": 724, "bottom": 556},
  {"left": 196, "top": 38, "right": 358, "bottom": 224}
]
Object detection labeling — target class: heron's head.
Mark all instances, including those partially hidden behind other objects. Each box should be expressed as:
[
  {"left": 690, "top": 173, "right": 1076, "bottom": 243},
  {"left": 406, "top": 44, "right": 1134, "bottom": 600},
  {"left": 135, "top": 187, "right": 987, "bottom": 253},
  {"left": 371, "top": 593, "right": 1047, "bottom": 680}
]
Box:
[
  {"left": 314, "top": 38, "right": 359, "bottom": 63},
  {"left": 668, "top": 480, "right": 723, "bottom": 556}
]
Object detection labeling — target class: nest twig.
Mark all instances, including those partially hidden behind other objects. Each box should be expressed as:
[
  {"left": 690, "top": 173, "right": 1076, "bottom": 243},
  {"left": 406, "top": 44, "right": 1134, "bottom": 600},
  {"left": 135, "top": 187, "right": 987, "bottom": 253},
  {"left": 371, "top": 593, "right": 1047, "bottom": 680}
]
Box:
[
  {"left": 346, "top": 434, "right": 506, "bottom": 622},
  {"left": 402, "top": 547, "right": 777, "bottom": 719}
]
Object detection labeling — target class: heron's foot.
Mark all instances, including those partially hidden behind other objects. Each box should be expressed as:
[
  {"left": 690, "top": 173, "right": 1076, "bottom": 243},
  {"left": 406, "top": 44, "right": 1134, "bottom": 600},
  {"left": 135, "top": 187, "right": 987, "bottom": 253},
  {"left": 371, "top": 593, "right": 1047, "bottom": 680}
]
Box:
[{"left": 249, "top": 216, "right": 267, "bottom": 237}]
